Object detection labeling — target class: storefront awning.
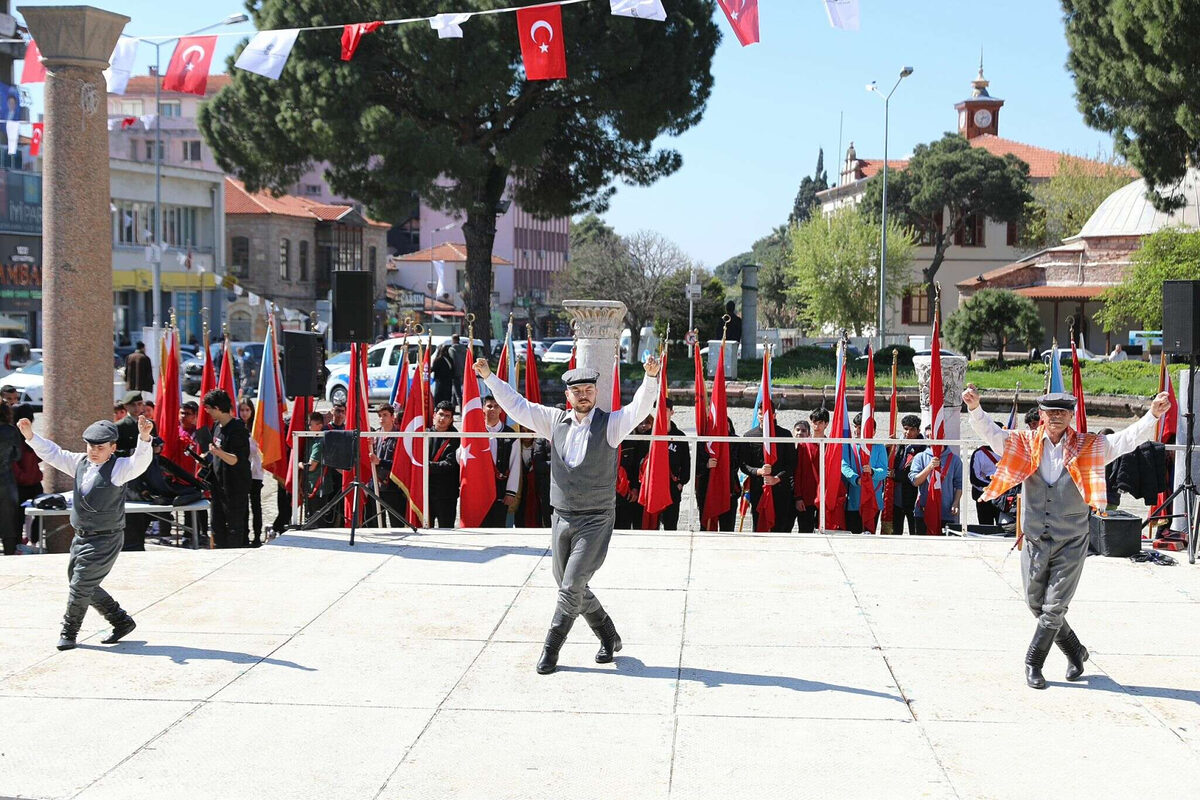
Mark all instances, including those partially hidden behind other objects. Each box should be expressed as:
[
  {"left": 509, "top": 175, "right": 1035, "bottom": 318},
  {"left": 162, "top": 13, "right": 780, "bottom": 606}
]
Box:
[{"left": 112, "top": 270, "right": 219, "bottom": 291}]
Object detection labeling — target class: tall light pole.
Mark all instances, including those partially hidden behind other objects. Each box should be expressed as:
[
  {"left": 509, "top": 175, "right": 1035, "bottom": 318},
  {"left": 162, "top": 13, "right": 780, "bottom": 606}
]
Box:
[
  {"left": 147, "top": 12, "right": 248, "bottom": 330},
  {"left": 867, "top": 66, "right": 913, "bottom": 351}
]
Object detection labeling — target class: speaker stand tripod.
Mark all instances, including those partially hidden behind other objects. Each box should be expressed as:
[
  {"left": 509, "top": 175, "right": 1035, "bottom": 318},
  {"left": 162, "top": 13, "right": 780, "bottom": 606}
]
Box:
[
  {"left": 297, "top": 430, "right": 419, "bottom": 545},
  {"left": 1145, "top": 354, "right": 1200, "bottom": 564}
]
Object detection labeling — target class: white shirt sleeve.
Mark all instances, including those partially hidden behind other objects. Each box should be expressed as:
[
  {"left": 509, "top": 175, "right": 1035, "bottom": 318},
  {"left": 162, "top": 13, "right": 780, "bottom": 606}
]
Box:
[
  {"left": 607, "top": 375, "right": 658, "bottom": 447},
  {"left": 27, "top": 433, "right": 85, "bottom": 477},
  {"left": 1101, "top": 410, "right": 1159, "bottom": 464},
  {"left": 967, "top": 407, "right": 1013, "bottom": 455},
  {"left": 109, "top": 438, "right": 154, "bottom": 486},
  {"left": 483, "top": 374, "right": 558, "bottom": 439}
]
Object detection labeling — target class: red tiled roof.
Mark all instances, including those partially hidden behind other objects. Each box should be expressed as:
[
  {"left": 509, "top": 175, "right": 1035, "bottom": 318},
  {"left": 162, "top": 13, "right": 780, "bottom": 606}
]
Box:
[
  {"left": 224, "top": 178, "right": 389, "bottom": 227},
  {"left": 393, "top": 242, "right": 512, "bottom": 266},
  {"left": 969, "top": 135, "right": 1137, "bottom": 179},
  {"left": 1014, "top": 286, "right": 1107, "bottom": 300},
  {"left": 859, "top": 159, "right": 909, "bottom": 178},
  {"left": 117, "top": 73, "right": 232, "bottom": 98}
]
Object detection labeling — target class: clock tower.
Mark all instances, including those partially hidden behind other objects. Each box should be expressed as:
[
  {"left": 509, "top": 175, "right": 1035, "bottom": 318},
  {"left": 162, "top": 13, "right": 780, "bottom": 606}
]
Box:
[{"left": 955, "top": 59, "right": 1004, "bottom": 140}]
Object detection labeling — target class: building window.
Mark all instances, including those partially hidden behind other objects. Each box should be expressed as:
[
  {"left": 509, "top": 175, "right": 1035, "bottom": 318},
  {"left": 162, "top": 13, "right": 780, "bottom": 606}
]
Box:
[
  {"left": 229, "top": 310, "right": 252, "bottom": 342},
  {"left": 114, "top": 200, "right": 154, "bottom": 245},
  {"left": 1006, "top": 220, "right": 1019, "bottom": 246},
  {"left": 299, "top": 240, "right": 309, "bottom": 281},
  {"left": 304, "top": 184, "right": 322, "bottom": 196},
  {"left": 279, "top": 238, "right": 291, "bottom": 280},
  {"left": 901, "top": 286, "right": 931, "bottom": 326},
  {"left": 231, "top": 236, "right": 250, "bottom": 277},
  {"left": 955, "top": 213, "right": 985, "bottom": 247},
  {"left": 144, "top": 140, "right": 164, "bottom": 161},
  {"left": 368, "top": 246, "right": 377, "bottom": 272},
  {"left": 917, "top": 210, "right": 943, "bottom": 247},
  {"left": 118, "top": 100, "right": 143, "bottom": 116},
  {"left": 160, "top": 101, "right": 182, "bottom": 118},
  {"left": 182, "top": 140, "right": 202, "bottom": 161}
]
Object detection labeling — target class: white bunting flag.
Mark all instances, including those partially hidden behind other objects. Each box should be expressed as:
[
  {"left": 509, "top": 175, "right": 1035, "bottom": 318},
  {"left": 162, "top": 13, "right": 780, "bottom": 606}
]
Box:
[
  {"left": 610, "top": 0, "right": 667, "bottom": 20},
  {"left": 104, "top": 36, "right": 139, "bottom": 94},
  {"left": 248, "top": 291, "right": 260, "bottom": 307},
  {"left": 430, "top": 13, "right": 473, "bottom": 39},
  {"left": 234, "top": 28, "right": 300, "bottom": 80},
  {"left": 433, "top": 260, "right": 446, "bottom": 297},
  {"left": 824, "top": 0, "right": 860, "bottom": 31},
  {"left": 5, "top": 121, "right": 18, "bottom": 156},
  {"left": 139, "top": 114, "right": 157, "bottom": 131}
]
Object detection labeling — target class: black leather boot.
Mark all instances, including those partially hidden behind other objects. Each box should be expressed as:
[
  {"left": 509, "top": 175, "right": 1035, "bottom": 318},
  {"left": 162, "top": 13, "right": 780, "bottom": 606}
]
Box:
[
  {"left": 101, "top": 611, "right": 137, "bottom": 645},
  {"left": 1025, "top": 626, "right": 1055, "bottom": 689},
  {"left": 590, "top": 615, "right": 623, "bottom": 664},
  {"left": 536, "top": 619, "right": 573, "bottom": 675},
  {"left": 57, "top": 614, "right": 82, "bottom": 651},
  {"left": 1055, "top": 622, "right": 1089, "bottom": 681}
]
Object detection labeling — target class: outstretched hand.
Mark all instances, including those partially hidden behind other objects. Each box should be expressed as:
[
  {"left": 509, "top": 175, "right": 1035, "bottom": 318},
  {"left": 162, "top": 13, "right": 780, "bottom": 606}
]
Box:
[
  {"left": 1150, "top": 391, "right": 1171, "bottom": 419},
  {"left": 643, "top": 354, "right": 661, "bottom": 378},
  {"left": 16, "top": 417, "right": 32, "bottom": 440},
  {"left": 137, "top": 414, "right": 154, "bottom": 440},
  {"left": 962, "top": 384, "right": 981, "bottom": 411},
  {"left": 473, "top": 357, "right": 492, "bottom": 380}
]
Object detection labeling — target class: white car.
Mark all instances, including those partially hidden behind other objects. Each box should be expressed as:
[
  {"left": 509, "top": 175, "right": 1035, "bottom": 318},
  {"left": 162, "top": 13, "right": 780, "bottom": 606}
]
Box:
[
  {"left": 540, "top": 341, "right": 575, "bottom": 364},
  {"left": 324, "top": 335, "right": 483, "bottom": 405},
  {"left": 1, "top": 361, "right": 126, "bottom": 409}
]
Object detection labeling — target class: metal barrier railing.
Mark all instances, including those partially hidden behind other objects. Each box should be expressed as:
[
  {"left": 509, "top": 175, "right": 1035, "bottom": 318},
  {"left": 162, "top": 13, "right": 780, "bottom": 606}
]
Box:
[{"left": 288, "top": 428, "right": 1192, "bottom": 533}]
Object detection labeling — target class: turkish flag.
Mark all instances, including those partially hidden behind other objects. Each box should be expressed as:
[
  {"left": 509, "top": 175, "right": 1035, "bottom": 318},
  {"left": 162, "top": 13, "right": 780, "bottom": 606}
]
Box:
[
  {"left": 162, "top": 36, "right": 217, "bottom": 96},
  {"left": 717, "top": 0, "right": 760, "bottom": 47},
  {"left": 1071, "top": 340, "right": 1087, "bottom": 433},
  {"left": 458, "top": 355, "right": 497, "bottom": 527},
  {"left": 926, "top": 310, "right": 945, "bottom": 535},
  {"left": 121, "top": 117, "right": 138, "bottom": 130},
  {"left": 702, "top": 342, "right": 732, "bottom": 528},
  {"left": 21, "top": 40, "right": 45, "bottom": 84},
  {"left": 197, "top": 331, "right": 217, "bottom": 430},
  {"left": 755, "top": 350, "right": 776, "bottom": 531},
  {"left": 341, "top": 21, "right": 385, "bottom": 61},
  {"left": 342, "top": 344, "right": 372, "bottom": 525},
  {"left": 391, "top": 356, "right": 427, "bottom": 527},
  {"left": 517, "top": 5, "right": 568, "bottom": 80},
  {"left": 284, "top": 395, "right": 313, "bottom": 495},
  {"left": 823, "top": 347, "right": 850, "bottom": 531},
  {"left": 638, "top": 355, "right": 673, "bottom": 526},
  {"left": 29, "top": 123, "right": 43, "bottom": 157},
  {"left": 217, "top": 335, "right": 238, "bottom": 401}
]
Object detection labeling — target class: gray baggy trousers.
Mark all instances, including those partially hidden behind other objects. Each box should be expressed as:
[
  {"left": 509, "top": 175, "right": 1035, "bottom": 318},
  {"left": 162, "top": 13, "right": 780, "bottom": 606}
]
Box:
[
  {"left": 65, "top": 528, "right": 126, "bottom": 629},
  {"left": 549, "top": 509, "right": 615, "bottom": 630},
  {"left": 1021, "top": 513, "right": 1090, "bottom": 633}
]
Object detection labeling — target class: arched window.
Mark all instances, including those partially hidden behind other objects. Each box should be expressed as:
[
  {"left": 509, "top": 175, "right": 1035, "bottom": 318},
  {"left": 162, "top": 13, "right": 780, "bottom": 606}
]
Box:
[
  {"left": 229, "top": 309, "right": 252, "bottom": 341},
  {"left": 231, "top": 236, "right": 250, "bottom": 277}
]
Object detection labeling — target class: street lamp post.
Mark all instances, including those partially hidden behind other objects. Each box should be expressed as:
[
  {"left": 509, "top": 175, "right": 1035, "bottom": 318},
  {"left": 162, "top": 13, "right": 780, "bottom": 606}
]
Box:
[
  {"left": 147, "top": 13, "right": 248, "bottom": 330},
  {"left": 867, "top": 66, "right": 913, "bottom": 352}
]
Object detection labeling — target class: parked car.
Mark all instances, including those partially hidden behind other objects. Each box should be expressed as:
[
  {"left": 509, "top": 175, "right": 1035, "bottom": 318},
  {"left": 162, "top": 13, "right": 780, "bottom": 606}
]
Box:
[
  {"left": 0, "top": 338, "right": 32, "bottom": 372},
  {"left": 491, "top": 339, "right": 548, "bottom": 362},
  {"left": 1042, "top": 346, "right": 1105, "bottom": 363},
  {"left": 324, "top": 335, "right": 483, "bottom": 405},
  {"left": 1, "top": 360, "right": 125, "bottom": 409},
  {"left": 181, "top": 340, "right": 264, "bottom": 397},
  {"left": 541, "top": 341, "right": 575, "bottom": 364}
]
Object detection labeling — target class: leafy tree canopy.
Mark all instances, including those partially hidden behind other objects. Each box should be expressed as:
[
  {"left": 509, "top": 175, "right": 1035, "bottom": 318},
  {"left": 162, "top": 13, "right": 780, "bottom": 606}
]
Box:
[
  {"left": 1021, "top": 154, "right": 1135, "bottom": 250},
  {"left": 199, "top": 0, "right": 721, "bottom": 343},
  {"left": 789, "top": 148, "right": 829, "bottom": 225},
  {"left": 944, "top": 288, "right": 1044, "bottom": 363},
  {"left": 1062, "top": 0, "right": 1200, "bottom": 211},
  {"left": 1095, "top": 227, "right": 1200, "bottom": 331}
]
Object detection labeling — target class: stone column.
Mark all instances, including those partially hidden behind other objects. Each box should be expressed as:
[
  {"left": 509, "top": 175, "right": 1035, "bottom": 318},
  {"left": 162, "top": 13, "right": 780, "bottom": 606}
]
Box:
[
  {"left": 562, "top": 300, "right": 626, "bottom": 412},
  {"left": 913, "top": 353, "right": 969, "bottom": 461},
  {"left": 740, "top": 263, "right": 758, "bottom": 360},
  {"left": 21, "top": 6, "right": 129, "bottom": 495}
]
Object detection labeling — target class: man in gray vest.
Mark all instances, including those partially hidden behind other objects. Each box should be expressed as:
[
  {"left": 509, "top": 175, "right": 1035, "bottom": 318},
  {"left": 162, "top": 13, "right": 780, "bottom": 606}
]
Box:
[
  {"left": 18, "top": 414, "right": 154, "bottom": 650},
  {"left": 475, "top": 355, "right": 660, "bottom": 674},
  {"left": 964, "top": 387, "right": 1169, "bottom": 689}
]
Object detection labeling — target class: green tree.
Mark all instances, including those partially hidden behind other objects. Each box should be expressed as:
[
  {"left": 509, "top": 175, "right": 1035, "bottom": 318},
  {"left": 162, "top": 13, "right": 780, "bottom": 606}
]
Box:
[
  {"left": 1095, "top": 228, "right": 1200, "bottom": 331},
  {"left": 860, "top": 133, "right": 1032, "bottom": 306},
  {"left": 657, "top": 269, "right": 726, "bottom": 345},
  {"left": 944, "top": 289, "right": 1044, "bottom": 363},
  {"left": 750, "top": 226, "right": 802, "bottom": 329},
  {"left": 789, "top": 148, "right": 829, "bottom": 225},
  {"left": 570, "top": 214, "right": 618, "bottom": 250},
  {"left": 199, "top": 0, "right": 721, "bottom": 344},
  {"left": 787, "top": 206, "right": 915, "bottom": 337},
  {"left": 1062, "top": 0, "right": 1200, "bottom": 211},
  {"left": 713, "top": 251, "right": 750, "bottom": 287},
  {"left": 1021, "top": 155, "right": 1134, "bottom": 249}
]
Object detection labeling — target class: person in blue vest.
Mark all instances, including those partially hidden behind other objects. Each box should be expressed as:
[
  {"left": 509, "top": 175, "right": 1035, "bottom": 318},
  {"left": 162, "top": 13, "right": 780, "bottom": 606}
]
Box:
[{"left": 17, "top": 414, "right": 153, "bottom": 650}]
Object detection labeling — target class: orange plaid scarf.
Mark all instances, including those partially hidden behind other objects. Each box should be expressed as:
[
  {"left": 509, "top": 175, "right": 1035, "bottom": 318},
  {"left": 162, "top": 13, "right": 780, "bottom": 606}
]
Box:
[{"left": 981, "top": 425, "right": 1107, "bottom": 510}]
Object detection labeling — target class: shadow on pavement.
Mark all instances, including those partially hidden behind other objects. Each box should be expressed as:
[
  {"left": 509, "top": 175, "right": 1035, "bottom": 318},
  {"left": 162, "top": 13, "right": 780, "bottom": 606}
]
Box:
[{"left": 77, "top": 640, "right": 317, "bottom": 670}]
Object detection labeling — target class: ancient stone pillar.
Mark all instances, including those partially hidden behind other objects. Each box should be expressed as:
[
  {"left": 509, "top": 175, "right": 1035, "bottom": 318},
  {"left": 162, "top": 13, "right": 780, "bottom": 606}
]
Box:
[
  {"left": 913, "top": 353, "right": 969, "bottom": 462},
  {"left": 740, "top": 263, "right": 758, "bottom": 361},
  {"left": 562, "top": 300, "right": 626, "bottom": 412},
  {"left": 21, "top": 6, "right": 129, "bottom": 493}
]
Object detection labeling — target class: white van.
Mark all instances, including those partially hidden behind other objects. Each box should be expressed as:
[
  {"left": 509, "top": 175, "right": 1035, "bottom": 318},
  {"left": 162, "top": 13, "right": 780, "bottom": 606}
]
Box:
[
  {"left": 323, "top": 335, "right": 483, "bottom": 405},
  {"left": 0, "top": 338, "right": 32, "bottom": 372}
]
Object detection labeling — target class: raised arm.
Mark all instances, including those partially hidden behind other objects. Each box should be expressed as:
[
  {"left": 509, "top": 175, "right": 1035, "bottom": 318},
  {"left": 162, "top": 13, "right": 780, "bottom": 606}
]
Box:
[
  {"left": 963, "top": 385, "right": 1012, "bottom": 455},
  {"left": 110, "top": 415, "right": 155, "bottom": 486},
  {"left": 608, "top": 375, "right": 657, "bottom": 445},
  {"left": 1103, "top": 392, "right": 1170, "bottom": 464},
  {"left": 478, "top": 359, "right": 558, "bottom": 439},
  {"left": 24, "top": 432, "right": 85, "bottom": 477}
]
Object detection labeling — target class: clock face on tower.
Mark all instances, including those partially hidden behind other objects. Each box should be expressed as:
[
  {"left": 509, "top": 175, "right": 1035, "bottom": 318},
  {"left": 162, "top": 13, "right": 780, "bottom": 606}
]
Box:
[{"left": 973, "top": 108, "right": 993, "bottom": 129}]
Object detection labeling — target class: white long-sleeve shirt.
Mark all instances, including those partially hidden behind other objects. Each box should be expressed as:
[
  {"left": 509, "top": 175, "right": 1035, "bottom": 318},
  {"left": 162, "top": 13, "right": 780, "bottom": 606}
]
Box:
[
  {"left": 967, "top": 407, "right": 1159, "bottom": 485},
  {"left": 487, "top": 420, "right": 522, "bottom": 495},
  {"left": 29, "top": 433, "right": 153, "bottom": 489},
  {"left": 483, "top": 373, "right": 657, "bottom": 469}
]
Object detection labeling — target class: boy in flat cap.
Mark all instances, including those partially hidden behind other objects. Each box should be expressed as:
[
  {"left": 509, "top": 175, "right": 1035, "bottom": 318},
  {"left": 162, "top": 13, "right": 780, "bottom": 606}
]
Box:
[
  {"left": 963, "top": 387, "right": 1170, "bottom": 689},
  {"left": 17, "top": 413, "right": 154, "bottom": 650},
  {"left": 474, "top": 357, "right": 660, "bottom": 674}
]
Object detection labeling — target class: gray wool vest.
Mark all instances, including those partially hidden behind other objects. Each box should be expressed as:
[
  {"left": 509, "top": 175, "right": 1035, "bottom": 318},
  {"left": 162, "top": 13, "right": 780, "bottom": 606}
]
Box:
[
  {"left": 549, "top": 410, "right": 619, "bottom": 513},
  {"left": 72, "top": 457, "right": 126, "bottom": 532},
  {"left": 1023, "top": 472, "right": 1090, "bottom": 540}
]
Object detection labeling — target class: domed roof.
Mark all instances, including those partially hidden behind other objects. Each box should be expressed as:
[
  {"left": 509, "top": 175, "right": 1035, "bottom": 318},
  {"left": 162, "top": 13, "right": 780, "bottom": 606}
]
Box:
[{"left": 1073, "top": 169, "right": 1200, "bottom": 239}]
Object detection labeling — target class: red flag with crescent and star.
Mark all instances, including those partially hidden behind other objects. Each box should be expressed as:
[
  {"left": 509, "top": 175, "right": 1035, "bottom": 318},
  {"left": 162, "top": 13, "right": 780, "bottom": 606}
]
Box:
[
  {"left": 391, "top": 356, "right": 427, "bottom": 527},
  {"left": 702, "top": 340, "right": 732, "bottom": 528},
  {"left": 926, "top": 308, "right": 946, "bottom": 535},
  {"left": 20, "top": 40, "right": 45, "bottom": 84},
  {"left": 517, "top": 5, "right": 568, "bottom": 80},
  {"left": 30, "top": 123, "right": 43, "bottom": 157},
  {"left": 162, "top": 36, "right": 218, "bottom": 96},
  {"left": 341, "top": 21, "right": 385, "bottom": 61},
  {"left": 458, "top": 351, "right": 497, "bottom": 527},
  {"left": 755, "top": 349, "right": 776, "bottom": 532},
  {"left": 717, "top": 0, "right": 760, "bottom": 46}
]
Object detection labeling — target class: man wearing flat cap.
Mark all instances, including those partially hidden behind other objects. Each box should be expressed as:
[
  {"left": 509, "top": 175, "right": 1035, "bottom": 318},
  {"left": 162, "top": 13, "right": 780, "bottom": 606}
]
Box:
[
  {"left": 963, "top": 386, "right": 1171, "bottom": 689},
  {"left": 17, "top": 413, "right": 154, "bottom": 650},
  {"left": 475, "top": 356, "right": 660, "bottom": 674}
]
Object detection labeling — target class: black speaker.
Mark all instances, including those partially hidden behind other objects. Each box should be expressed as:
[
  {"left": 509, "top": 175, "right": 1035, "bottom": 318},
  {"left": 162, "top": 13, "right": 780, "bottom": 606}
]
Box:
[
  {"left": 1163, "top": 280, "right": 1200, "bottom": 356},
  {"left": 321, "top": 430, "right": 358, "bottom": 471},
  {"left": 282, "top": 330, "right": 324, "bottom": 398},
  {"left": 332, "top": 271, "right": 374, "bottom": 343}
]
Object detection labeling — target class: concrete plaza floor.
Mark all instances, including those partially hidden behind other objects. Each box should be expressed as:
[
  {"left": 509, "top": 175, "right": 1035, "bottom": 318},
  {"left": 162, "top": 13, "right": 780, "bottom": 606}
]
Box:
[{"left": 1, "top": 527, "right": 1198, "bottom": 799}]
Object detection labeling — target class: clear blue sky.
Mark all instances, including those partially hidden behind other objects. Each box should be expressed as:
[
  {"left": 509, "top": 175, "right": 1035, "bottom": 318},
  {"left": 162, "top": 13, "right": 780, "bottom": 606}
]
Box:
[{"left": 20, "top": 1, "right": 1114, "bottom": 266}]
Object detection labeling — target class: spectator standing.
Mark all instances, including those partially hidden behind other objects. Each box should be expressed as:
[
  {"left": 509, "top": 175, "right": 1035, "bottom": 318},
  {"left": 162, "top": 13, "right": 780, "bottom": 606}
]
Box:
[
  {"left": 203, "top": 389, "right": 251, "bottom": 548},
  {"left": 615, "top": 416, "right": 651, "bottom": 528},
  {"left": 304, "top": 411, "right": 336, "bottom": 525},
  {"left": 909, "top": 448, "right": 963, "bottom": 533},
  {"left": 428, "top": 401, "right": 460, "bottom": 527},
  {"left": 1107, "top": 344, "right": 1128, "bottom": 362},
  {"left": 890, "top": 414, "right": 926, "bottom": 535},
  {"left": 481, "top": 395, "right": 521, "bottom": 527},
  {"left": 238, "top": 399, "right": 265, "bottom": 546},
  {"left": 124, "top": 341, "right": 153, "bottom": 392},
  {"left": 451, "top": 334, "right": 468, "bottom": 408},
  {"left": 656, "top": 397, "right": 690, "bottom": 530},
  {"left": 431, "top": 344, "right": 455, "bottom": 409},
  {"left": 969, "top": 444, "right": 1001, "bottom": 525},
  {"left": 12, "top": 405, "right": 42, "bottom": 548},
  {"left": 369, "top": 404, "right": 407, "bottom": 527},
  {"left": 695, "top": 417, "right": 739, "bottom": 531},
  {"left": 0, "top": 403, "right": 22, "bottom": 554},
  {"left": 738, "top": 407, "right": 797, "bottom": 532}
]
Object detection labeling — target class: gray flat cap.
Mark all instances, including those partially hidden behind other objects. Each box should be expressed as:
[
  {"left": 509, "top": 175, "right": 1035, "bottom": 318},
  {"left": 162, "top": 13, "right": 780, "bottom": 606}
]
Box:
[
  {"left": 1037, "top": 392, "right": 1077, "bottom": 411},
  {"left": 120, "top": 390, "right": 143, "bottom": 405},
  {"left": 562, "top": 367, "right": 600, "bottom": 386},
  {"left": 82, "top": 419, "right": 119, "bottom": 444}
]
